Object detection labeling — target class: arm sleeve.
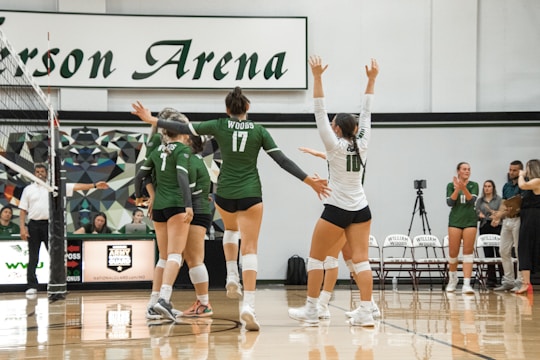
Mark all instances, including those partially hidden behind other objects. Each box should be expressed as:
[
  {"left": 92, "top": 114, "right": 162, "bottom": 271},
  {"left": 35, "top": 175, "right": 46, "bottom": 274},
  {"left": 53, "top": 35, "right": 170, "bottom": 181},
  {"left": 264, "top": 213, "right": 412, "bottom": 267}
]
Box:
[
  {"left": 313, "top": 98, "right": 338, "bottom": 152},
  {"left": 176, "top": 169, "right": 193, "bottom": 208},
  {"left": 157, "top": 119, "right": 194, "bottom": 135},
  {"left": 357, "top": 94, "right": 373, "bottom": 150},
  {"left": 267, "top": 150, "right": 308, "bottom": 182},
  {"left": 135, "top": 167, "right": 152, "bottom": 198}
]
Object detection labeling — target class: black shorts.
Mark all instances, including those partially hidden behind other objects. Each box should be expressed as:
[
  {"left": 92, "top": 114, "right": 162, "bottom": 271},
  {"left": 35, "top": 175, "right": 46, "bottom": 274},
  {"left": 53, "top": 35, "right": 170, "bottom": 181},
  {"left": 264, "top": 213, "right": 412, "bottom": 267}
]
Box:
[
  {"left": 214, "top": 194, "right": 262, "bottom": 213},
  {"left": 321, "top": 204, "right": 372, "bottom": 229},
  {"left": 152, "top": 207, "right": 186, "bottom": 223},
  {"left": 191, "top": 213, "right": 212, "bottom": 230}
]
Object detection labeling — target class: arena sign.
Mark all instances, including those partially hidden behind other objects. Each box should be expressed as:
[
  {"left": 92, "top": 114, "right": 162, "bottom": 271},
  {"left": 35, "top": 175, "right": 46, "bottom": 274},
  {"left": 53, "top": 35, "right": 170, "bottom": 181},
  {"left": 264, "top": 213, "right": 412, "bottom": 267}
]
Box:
[{"left": 0, "top": 11, "right": 307, "bottom": 89}]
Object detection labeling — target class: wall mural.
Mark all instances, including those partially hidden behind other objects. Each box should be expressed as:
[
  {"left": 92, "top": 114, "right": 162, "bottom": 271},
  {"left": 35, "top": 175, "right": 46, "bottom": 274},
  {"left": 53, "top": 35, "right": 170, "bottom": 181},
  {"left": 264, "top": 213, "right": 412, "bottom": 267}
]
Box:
[{"left": 0, "top": 127, "right": 222, "bottom": 234}]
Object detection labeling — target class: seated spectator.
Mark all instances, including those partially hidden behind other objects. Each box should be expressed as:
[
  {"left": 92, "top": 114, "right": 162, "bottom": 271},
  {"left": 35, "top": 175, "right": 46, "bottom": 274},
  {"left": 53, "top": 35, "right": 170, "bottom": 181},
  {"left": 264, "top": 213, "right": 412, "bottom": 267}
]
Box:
[
  {"left": 117, "top": 208, "right": 153, "bottom": 234},
  {"left": 0, "top": 205, "right": 20, "bottom": 235},
  {"left": 73, "top": 212, "right": 112, "bottom": 234}
]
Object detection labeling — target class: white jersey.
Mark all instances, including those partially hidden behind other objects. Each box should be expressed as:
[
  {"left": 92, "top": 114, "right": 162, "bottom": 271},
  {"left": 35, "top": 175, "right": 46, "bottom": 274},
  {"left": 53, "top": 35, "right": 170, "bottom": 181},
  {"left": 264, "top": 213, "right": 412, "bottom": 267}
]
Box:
[{"left": 314, "top": 95, "right": 373, "bottom": 211}]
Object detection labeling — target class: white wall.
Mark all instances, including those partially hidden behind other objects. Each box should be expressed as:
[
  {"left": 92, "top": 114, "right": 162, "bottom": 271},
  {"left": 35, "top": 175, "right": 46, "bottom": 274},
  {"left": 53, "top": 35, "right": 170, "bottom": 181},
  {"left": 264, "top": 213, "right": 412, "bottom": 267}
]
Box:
[{"left": 1, "top": 0, "right": 539, "bottom": 280}]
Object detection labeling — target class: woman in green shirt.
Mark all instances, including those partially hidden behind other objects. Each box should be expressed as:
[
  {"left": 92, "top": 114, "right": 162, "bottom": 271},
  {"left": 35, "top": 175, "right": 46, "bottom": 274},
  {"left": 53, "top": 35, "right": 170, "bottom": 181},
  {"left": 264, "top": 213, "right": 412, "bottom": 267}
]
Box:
[{"left": 0, "top": 205, "right": 20, "bottom": 235}]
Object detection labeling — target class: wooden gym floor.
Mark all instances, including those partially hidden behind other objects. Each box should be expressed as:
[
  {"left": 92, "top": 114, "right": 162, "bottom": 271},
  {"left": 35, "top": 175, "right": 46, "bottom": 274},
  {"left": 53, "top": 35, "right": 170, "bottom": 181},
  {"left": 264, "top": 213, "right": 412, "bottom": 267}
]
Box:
[{"left": 0, "top": 284, "right": 537, "bottom": 359}]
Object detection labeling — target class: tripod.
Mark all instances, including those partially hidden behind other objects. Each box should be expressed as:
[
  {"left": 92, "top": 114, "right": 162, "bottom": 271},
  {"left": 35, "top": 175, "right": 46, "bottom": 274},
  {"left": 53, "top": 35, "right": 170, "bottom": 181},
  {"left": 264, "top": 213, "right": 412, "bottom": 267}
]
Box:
[{"left": 407, "top": 188, "right": 432, "bottom": 236}]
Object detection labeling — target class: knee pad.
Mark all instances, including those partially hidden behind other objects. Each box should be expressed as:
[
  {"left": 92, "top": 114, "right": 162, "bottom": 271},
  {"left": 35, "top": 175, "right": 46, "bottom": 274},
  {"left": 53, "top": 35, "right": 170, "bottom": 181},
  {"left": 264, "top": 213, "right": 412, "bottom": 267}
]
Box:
[
  {"left": 223, "top": 230, "right": 240, "bottom": 245},
  {"left": 189, "top": 264, "right": 209, "bottom": 284},
  {"left": 462, "top": 254, "right": 474, "bottom": 263},
  {"left": 167, "top": 253, "right": 183, "bottom": 266},
  {"left": 352, "top": 261, "right": 371, "bottom": 274},
  {"left": 323, "top": 256, "right": 339, "bottom": 270},
  {"left": 241, "top": 254, "right": 258, "bottom": 272},
  {"left": 156, "top": 259, "right": 166, "bottom": 268},
  {"left": 307, "top": 257, "right": 324, "bottom": 272},
  {"left": 345, "top": 259, "right": 355, "bottom": 273},
  {"left": 448, "top": 257, "right": 458, "bottom": 264}
]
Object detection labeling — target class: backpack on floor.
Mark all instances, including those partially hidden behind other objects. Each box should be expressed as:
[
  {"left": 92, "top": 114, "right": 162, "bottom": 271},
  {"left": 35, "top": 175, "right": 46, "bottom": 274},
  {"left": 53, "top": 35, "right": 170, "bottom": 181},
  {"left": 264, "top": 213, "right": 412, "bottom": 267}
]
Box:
[{"left": 286, "top": 255, "right": 307, "bottom": 285}]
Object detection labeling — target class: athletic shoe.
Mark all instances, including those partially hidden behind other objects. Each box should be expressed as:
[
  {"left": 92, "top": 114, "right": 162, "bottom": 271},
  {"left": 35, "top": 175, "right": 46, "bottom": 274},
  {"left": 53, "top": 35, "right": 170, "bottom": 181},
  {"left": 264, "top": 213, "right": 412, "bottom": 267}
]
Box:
[
  {"left": 462, "top": 284, "right": 475, "bottom": 294},
  {"left": 240, "top": 305, "right": 260, "bottom": 331},
  {"left": 25, "top": 288, "right": 37, "bottom": 296},
  {"left": 288, "top": 305, "right": 319, "bottom": 325},
  {"left": 146, "top": 306, "right": 163, "bottom": 320},
  {"left": 346, "top": 302, "right": 381, "bottom": 319},
  {"left": 446, "top": 274, "right": 459, "bottom": 292},
  {"left": 226, "top": 277, "right": 243, "bottom": 299},
  {"left": 511, "top": 281, "right": 523, "bottom": 293},
  {"left": 182, "top": 300, "right": 214, "bottom": 318},
  {"left": 372, "top": 301, "right": 381, "bottom": 318},
  {"left": 348, "top": 305, "right": 375, "bottom": 327},
  {"left": 153, "top": 298, "right": 177, "bottom": 322},
  {"left": 317, "top": 303, "right": 331, "bottom": 319},
  {"left": 494, "top": 282, "right": 515, "bottom": 291}
]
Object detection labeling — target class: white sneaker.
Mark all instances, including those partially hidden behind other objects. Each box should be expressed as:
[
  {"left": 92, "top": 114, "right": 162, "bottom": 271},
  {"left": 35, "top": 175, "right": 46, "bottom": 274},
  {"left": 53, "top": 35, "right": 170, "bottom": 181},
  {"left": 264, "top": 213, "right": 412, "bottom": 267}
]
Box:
[
  {"left": 372, "top": 301, "right": 381, "bottom": 318},
  {"left": 462, "top": 284, "right": 475, "bottom": 294},
  {"left": 25, "top": 288, "right": 37, "bottom": 299},
  {"left": 345, "top": 303, "right": 381, "bottom": 319},
  {"left": 226, "top": 277, "right": 243, "bottom": 299},
  {"left": 288, "top": 305, "right": 319, "bottom": 325},
  {"left": 348, "top": 306, "right": 375, "bottom": 327},
  {"left": 446, "top": 274, "right": 459, "bottom": 292},
  {"left": 317, "top": 303, "right": 330, "bottom": 319},
  {"left": 240, "top": 306, "right": 260, "bottom": 331}
]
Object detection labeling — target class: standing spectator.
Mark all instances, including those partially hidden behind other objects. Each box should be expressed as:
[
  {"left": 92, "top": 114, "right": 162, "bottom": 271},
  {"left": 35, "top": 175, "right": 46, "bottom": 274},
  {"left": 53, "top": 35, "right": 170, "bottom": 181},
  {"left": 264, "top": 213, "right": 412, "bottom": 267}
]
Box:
[
  {"left": 492, "top": 161, "right": 524, "bottom": 292},
  {"left": 446, "top": 162, "right": 479, "bottom": 294},
  {"left": 475, "top": 180, "right": 503, "bottom": 287},
  {"left": 289, "top": 56, "right": 378, "bottom": 327},
  {"left": 132, "top": 89, "right": 328, "bottom": 332},
  {"left": 515, "top": 159, "right": 540, "bottom": 294},
  {"left": 19, "top": 164, "right": 50, "bottom": 297},
  {"left": 0, "top": 205, "right": 20, "bottom": 235}
]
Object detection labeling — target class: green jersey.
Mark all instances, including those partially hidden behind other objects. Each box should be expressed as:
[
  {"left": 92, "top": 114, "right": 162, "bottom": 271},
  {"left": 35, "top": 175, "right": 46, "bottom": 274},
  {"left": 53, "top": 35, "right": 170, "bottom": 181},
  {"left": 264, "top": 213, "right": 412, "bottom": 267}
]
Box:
[
  {"left": 143, "top": 141, "right": 192, "bottom": 210},
  {"left": 192, "top": 118, "right": 278, "bottom": 199},
  {"left": 447, "top": 181, "right": 479, "bottom": 228},
  {"left": 189, "top": 153, "right": 212, "bottom": 215},
  {"left": 0, "top": 222, "right": 20, "bottom": 235}
]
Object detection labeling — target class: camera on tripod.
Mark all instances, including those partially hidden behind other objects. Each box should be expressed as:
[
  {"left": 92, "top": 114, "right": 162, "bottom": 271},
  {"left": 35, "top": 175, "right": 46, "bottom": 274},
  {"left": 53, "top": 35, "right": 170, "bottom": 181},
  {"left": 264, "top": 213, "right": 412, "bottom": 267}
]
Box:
[{"left": 414, "top": 179, "right": 427, "bottom": 190}]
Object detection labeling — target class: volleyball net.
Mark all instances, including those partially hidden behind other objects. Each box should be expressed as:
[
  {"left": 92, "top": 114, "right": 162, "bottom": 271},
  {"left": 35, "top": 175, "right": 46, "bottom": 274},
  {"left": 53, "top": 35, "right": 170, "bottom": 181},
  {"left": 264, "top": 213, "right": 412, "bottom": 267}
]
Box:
[{"left": 0, "top": 27, "right": 67, "bottom": 299}]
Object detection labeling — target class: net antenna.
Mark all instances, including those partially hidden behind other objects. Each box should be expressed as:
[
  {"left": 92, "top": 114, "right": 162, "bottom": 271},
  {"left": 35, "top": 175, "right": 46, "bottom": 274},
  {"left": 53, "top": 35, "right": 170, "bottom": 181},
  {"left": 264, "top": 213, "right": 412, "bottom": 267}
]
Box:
[{"left": 0, "top": 26, "right": 67, "bottom": 300}]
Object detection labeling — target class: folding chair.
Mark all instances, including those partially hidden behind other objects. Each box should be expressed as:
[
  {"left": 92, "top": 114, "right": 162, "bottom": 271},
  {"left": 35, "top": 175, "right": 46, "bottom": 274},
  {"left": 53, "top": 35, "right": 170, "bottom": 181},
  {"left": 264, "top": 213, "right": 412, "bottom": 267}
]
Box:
[
  {"left": 412, "top": 234, "right": 447, "bottom": 290},
  {"left": 381, "top": 234, "right": 416, "bottom": 290},
  {"left": 474, "top": 234, "right": 502, "bottom": 290}
]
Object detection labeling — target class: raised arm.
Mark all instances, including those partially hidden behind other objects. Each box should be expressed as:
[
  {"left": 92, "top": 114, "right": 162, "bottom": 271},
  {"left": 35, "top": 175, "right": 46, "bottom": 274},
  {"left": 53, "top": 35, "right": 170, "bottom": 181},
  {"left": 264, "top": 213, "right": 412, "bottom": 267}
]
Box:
[{"left": 132, "top": 101, "right": 193, "bottom": 135}]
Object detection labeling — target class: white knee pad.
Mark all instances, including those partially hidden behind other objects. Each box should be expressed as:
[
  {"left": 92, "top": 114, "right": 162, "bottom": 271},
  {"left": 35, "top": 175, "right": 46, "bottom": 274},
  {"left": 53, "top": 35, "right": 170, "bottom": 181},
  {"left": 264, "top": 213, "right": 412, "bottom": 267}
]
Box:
[
  {"left": 241, "top": 254, "right": 258, "bottom": 272},
  {"left": 156, "top": 258, "right": 166, "bottom": 268},
  {"left": 448, "top": 257, "right": 458, "bottom": 264},
  {"left": 223, "top": 230, "right": 240, "bottom": 245},
  {"left": 462, "top": 254, "right": 474, "bottom": 263},
  {"left": 167, "top": 253, "right": 183, "bottom": 266},
  {"left": 352, "top": 261, "right": 371, "bottom": 274},
  {"left": 323, "top": 256, "right": 339, "bottom": 270},
  {"left": 307, "top": 257, "right": 324, "bottom": 272},
  {"left": 189, "top": 264, "right": 209, "bottom": 284}
]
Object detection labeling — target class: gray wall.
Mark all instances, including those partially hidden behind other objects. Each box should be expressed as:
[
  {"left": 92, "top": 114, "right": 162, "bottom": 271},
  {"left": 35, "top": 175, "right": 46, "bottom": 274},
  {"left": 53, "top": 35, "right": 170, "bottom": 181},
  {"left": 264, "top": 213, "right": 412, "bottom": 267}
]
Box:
[{"left": 1, "top": 0, "right": 539, "bottom": 280}]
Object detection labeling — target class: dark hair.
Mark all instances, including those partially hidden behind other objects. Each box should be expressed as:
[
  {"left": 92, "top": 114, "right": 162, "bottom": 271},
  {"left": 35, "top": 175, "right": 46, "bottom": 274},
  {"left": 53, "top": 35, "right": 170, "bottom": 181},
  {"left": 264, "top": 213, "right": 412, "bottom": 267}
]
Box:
[
  {"left": 92, "top": 212, "right": 108, "bottom": 231},
  {"left": 510, "top": 160, "right": 523, "bottom": 169},
  {"left": 334, "top": 113, "right": 361, "bottom": 160},
  {"left": 189, "top": 134, "right": 205, "bottom": 154},
  {"left": 225, "top": 87, "right": 250, "bottom": 116},
  {"left": 456, "top": 161, "right": 469, "bottom": 171},
  {"left": 1, "top": 205, "right": 13, "bottom": 215},
  {"left": 34, "top": 163, "right": 47, "bottom": 172},
  {"left": 481, "top": 180, "right": 497, "bottom": 197}
]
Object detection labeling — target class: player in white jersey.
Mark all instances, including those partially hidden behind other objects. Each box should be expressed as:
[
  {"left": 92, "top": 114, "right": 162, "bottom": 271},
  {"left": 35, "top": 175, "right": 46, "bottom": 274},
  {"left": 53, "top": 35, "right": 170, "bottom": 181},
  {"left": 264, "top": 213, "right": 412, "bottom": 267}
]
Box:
[{"left": 289, "top": 56, "right": 378, "bottom": 327}]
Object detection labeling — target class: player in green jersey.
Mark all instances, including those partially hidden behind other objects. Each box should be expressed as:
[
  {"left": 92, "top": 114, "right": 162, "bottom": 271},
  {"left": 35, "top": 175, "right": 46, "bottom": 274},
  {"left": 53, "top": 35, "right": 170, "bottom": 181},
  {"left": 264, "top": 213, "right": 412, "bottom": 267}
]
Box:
[
  {"left": 132, "top": 88, "right": 329, "bottom": 331},
  {"left": 135, "top": 109, "right": 194, "bottom": 322},
  {"left": 446, "top": 162, "right": 479, "bottom": 294}
]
